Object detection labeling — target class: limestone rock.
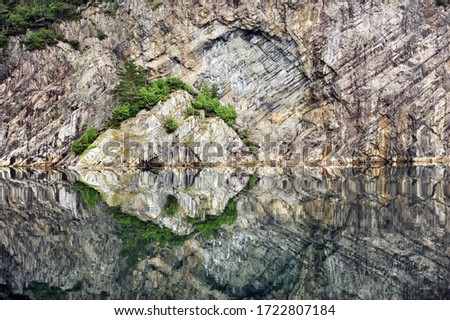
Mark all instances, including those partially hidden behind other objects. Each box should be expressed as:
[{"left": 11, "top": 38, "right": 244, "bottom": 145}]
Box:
[
  {"left": 75, "top": 91, "right": 246, "bottom": 168},
  {"left": 0, "top": 1, "right": 449, "bottom": 166}
]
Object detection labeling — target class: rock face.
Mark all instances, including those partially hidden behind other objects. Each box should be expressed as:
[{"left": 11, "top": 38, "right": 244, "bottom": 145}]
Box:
[
  {"left": 1, "top": 166, "right": 449, "bottom": 299},
  {"left": 75, "top": 91, "right": 246, "bottom": 168},
  {"left": 1, "top": 0, "right": 449, "bottom": 166}
]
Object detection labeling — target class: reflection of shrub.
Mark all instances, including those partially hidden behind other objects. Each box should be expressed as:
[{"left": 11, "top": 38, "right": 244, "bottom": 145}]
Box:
[
  {"left": 164, "top": 116, "right": 179, "bottom": 134},
  {"left": 189, "top": 200, "right": 237, "bottom": 239},
  {"left": 164, "top": 194, "right": 180, "bottom": 216},
  {"left": 72, "top": 181, "right": 100, "bottom": 208},
  {"left": 110, "top": 207, "right": 193, "bottom": 269}
]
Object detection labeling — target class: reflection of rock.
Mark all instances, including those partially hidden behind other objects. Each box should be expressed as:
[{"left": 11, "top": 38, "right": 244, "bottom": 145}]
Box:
[
  {"left": 75, "top": 91, "right": 246, "bottom": 169},
  {"left": 1, "top": 166, "right": 449, "bottom": 299},
  {"left": 77, "top": 167, "right": 249, "bottom": 235}
]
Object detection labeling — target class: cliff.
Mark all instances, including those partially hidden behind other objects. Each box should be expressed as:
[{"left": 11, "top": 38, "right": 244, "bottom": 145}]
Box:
[{"left": 0, "top": 0, "right": 449, "bottom": 167}]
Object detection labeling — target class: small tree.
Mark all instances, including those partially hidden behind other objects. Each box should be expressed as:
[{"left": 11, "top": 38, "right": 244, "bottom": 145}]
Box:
[{"left": 112, "top": 60, "right": 147, "bottom": 103}]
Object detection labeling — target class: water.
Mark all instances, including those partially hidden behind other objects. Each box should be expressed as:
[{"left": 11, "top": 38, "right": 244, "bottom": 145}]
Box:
[{"left": 0, "top": 166, "right": 449, "bottom": 299}]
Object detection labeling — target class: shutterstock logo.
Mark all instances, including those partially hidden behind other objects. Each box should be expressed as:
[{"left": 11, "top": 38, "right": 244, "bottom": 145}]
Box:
[{"left": 98, "top": 132, "right": 337, "bottom": 167}]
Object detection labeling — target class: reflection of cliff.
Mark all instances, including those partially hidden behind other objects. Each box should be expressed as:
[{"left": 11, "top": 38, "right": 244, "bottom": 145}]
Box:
[
  {"left": 201, "top": 166, "right": 450, "bottom": 299},
  {"left": 1, "top": 166, "right": 449, "bottom": 299},
  {"left": 0, "top": 169, "right": 125, "bottom": 299}
]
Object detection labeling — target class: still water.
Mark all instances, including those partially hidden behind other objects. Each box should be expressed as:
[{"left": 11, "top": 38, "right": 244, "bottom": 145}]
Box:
[{"left": 1, "top": 166, "right": 449, "bottom": 299}]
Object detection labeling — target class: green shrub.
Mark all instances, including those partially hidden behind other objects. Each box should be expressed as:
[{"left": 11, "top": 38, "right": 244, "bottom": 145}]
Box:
[
  {"left": 1, "top": 1, "right": 82, "bottom": 40},
  {"left": 437, "top": 0, "right": 448, "bottom": 6},
  {"left": 22, "top": 28, "right": 57, "bottom": 50},
  {"left": 164, "top": 116, "right": 179, "bottom": 134},
  {"left": 138, "top": 83, "right": 170, "bottom": 109},
  {"left": 214, "top": 104, "right": 237, "bottom": 126},
  {"left": 5, "top": 13, "right": 27, "bottom": 34},
  {"left": 111, "top": 103, "right": 140, "bottom": 126},
  {"left": 164, "top": 194, "right": 180, "bottom": 216},
  {"left": 151, "top": 0, "right": 164, "bottom": 11},
  {"left": 97, "top": 28, "right": 107, "bottom": 40},
  {"left": 248, "top": 174, "right": 259, "bottom": 189},
  {"left": 193, "top": 83, "right": 238, "bottom": 126},
  {"left": 0, "top": 32, "right": 6, "bottom": 48},
  {"left": 165, "top": 76, "right": 195, "bottom": 95},
  {"left": 186, "top": 106, "right": 199, "bottom": 116},
  {"left": 193, "top": 90, "right": 221, "bottom": 113},
  {"left": 249, "top": 145, "right": 258, "bottom": 155},
  {"left": 71, "top": 126, "right": 99, "bottom": 155},
  {"left": 211, "top": 83, "right": 219, "bottom": 98},
  {"left": 105, "top": 1, "right": 118, "bottom": 16}
]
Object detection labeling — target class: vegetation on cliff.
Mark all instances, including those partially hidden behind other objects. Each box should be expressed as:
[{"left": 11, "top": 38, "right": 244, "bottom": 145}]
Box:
[
  {"left": 108, "top": 60, "right": 195, "bottom": 128},
  {"left": 0, "top": 0, "right": 88, "bottom": 49},
  {"left": 163, "top": 116, "right": 179, "bottom": 134},
  {"left": 71, "top": 126, "right": 98, "bottom": 155},
  {"left": 22, "top": 27, "right": 57, "bottom": 50},
  {"left": 193, "top": 84, "right": 237, "bottom": 126},
  {"left": 72, "top": 60, "right": 238, "bottom": 156}
]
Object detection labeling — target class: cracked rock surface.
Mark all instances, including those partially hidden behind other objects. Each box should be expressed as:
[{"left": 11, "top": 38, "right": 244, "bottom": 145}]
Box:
[{"left": 1, "top": 0, "right": 449, "bottom": 166}]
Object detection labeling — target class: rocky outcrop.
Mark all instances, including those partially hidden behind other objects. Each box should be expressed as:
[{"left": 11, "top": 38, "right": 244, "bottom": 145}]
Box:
[
  {"left": 1, "top": 166, "right": 449, "bottom": 299},
  {"left": 1, "top": 0, "right": 449, "bottom": 166},
  {"left": 75, "top": 90, "right": 246, "bottom": 168}
]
